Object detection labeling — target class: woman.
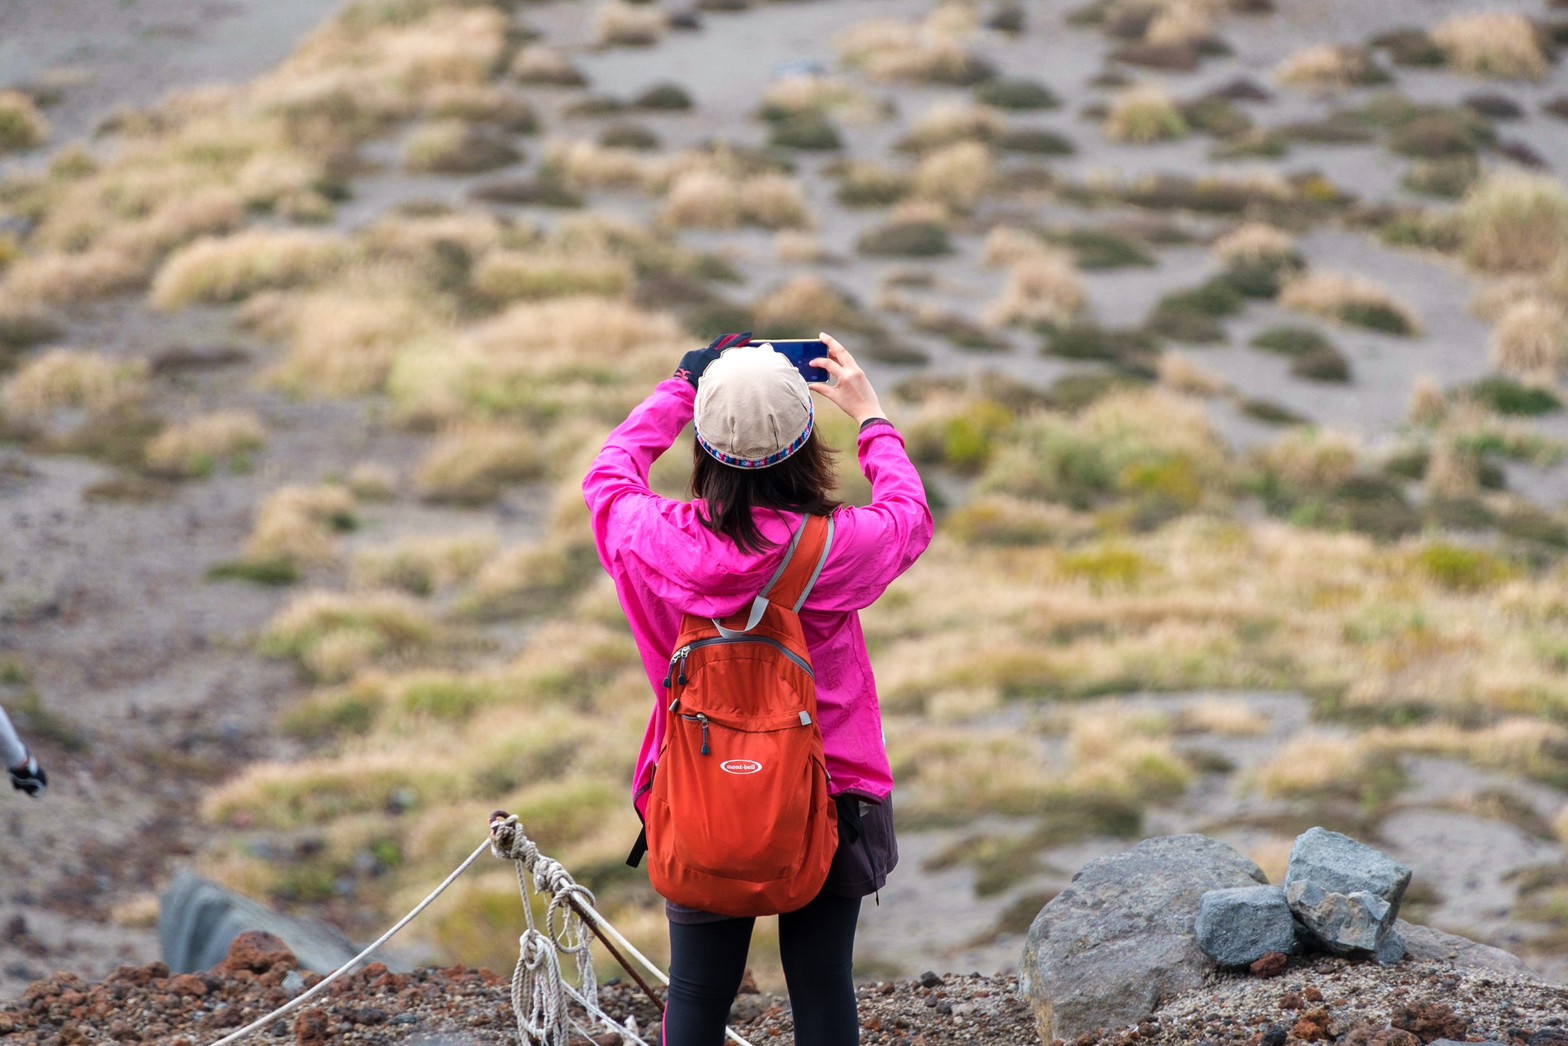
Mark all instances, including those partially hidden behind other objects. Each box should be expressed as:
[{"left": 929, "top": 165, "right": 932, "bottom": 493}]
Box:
[{"left": 582, "top": 333, "right": 933, "bottom": 1045}]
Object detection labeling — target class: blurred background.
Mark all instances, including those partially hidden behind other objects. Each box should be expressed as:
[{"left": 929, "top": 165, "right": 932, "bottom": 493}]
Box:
[{"left": 3, "top": 0, "right": 1568, "bottom": 997}]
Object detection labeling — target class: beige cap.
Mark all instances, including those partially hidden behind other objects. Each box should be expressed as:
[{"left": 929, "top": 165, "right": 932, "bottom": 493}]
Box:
[{"left": 693, "top": 344, "right": 815, "bottom": 469}]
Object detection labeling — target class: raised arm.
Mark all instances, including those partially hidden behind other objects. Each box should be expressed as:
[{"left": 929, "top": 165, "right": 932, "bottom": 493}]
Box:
[{"left": 803, "top": 335, "right": 934, "bottom": 613}]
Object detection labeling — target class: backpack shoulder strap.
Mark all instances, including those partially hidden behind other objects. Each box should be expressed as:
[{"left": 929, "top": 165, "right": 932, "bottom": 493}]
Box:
[
  {"left": 712, "top": 514, "right": 835, "bottom": 635},
  {"left": 762, "top": 514, "right": 835, "bottom": 613}
]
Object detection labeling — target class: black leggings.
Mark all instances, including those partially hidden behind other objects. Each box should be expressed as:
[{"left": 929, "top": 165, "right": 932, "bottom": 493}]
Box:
[{"left": 663, "top": 890, "right": 862, "bottom": 1046}]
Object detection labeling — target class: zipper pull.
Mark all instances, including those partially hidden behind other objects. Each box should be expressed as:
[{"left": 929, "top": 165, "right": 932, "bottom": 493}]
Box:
[
  {"left": 665, "top": 645, "right": 690, "bottom": 689},
  {"left": 698, "top": 713, "right": 710, "bottom": 756},
  {"left": 799, "top": 711, "right": 812, "bottom": 726}
]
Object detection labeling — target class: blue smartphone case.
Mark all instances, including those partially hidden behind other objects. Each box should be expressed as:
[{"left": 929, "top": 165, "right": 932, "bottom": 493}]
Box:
[{"left": 759, "top": 339, "right": 830, "bottom": 383}]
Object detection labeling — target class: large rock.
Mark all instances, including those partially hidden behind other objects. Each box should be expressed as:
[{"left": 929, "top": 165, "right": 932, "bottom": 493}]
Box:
[
  {"left": 1287, "top": 880, "right": 1395, "bottom": 954},
  {"left": 1195, "top": 886, "right": 1298, "bottom": 967},
  {"left": 1398, "top": 921, "right": 1541, "bottom": 981},
  {"left": 1020, "top": 834, "right": 1268, "bottom": 1040},
  {"left": 1375, "top": 924, "right": 1407, "bottom": 966},
  {"left": 159, "top": 872, "right": 360, "bottom": 975},
  {"left": 1285, "top": 827, "right": 1411, "bottom": 910}
]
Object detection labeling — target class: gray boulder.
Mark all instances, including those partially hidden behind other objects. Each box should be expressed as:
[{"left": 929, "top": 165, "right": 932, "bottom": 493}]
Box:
[
  {"left": 1195, "top": 886, "right": 1297, "bottom": 967},
  {"left": 159, "top": 871, "right": 361, "bottom": 974},
  {"left": 1375, "top": 924, "right": 1406, "bottom": 966},
  {"left": 1020, "top": 834, "right": 1268, "bottom": 1040},
  {"left": 1286, "top": 880, "right": 1395, "bottom": 954},
  {"left": 1399, "top": 920, "right": 1541, "bottom": 981},
  {"left": 1285, "top": 827, "right": 1411, "bottom": 910}
]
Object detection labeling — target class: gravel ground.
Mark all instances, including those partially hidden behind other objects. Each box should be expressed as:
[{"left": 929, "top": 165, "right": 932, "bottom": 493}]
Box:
[{"left": 3, "top": 935, "right": 1568, "bottom": 1046}]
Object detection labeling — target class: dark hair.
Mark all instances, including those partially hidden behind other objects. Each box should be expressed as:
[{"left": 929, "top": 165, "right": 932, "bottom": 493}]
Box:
[{"left": 691, "top": 430, "right": 841, "bottom": 554}]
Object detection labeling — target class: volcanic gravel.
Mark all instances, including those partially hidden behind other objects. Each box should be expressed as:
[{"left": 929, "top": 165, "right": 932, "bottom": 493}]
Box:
[{"left": 2, "top": 936, "right": 1566, "bottom": 1046}]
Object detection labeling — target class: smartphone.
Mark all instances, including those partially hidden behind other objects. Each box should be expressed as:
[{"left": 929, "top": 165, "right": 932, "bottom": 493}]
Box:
[{"left": 756, "top": 339, "right": 831, "bottom": 383}]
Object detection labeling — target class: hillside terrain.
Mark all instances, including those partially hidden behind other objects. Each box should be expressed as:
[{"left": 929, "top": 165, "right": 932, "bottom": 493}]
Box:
[{"left": 4, "top": 0, "right": 1568, "bottom": 1003}]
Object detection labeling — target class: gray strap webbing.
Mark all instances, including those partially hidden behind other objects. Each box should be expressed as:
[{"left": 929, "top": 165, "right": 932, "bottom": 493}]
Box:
[
  {"left": 712, "top": 515, "right": 819, "bottom": 636},
  {"left": 793, "top": 515, "right": 835, "bottom": 612},
  {"left": 758, "top": 520, "right": 808, "bottom": 600}
]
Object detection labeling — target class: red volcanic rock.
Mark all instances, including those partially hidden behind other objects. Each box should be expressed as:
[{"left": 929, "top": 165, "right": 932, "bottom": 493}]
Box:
[
  {"left": 1250, "top": 953, "right": 1288, "bottom": 978},
  {"left": 221, "top": 931, "right": 299, "bottom": 976},
  {"left": 1392, "top": 1001, "right": 1468, "bottom": 1044}
]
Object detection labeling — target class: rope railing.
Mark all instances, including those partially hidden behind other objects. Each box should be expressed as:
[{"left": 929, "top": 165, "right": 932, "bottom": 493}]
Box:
[{"left": 196, "top": 812, "right": 759, "bottom": 1046}]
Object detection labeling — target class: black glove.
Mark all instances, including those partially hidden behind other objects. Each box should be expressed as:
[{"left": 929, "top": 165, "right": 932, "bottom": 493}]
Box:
[
  {"left": 675, "top": 331, "right": 750, "bottom": 388},
  {"left": 9, "top": 753, "right": 46, "bottom": 799}
]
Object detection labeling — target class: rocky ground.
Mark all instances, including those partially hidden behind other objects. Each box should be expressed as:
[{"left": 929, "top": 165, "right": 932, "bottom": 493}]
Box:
[{"left": 3, "top": 932, "right": 1568, "bottom": 1046}]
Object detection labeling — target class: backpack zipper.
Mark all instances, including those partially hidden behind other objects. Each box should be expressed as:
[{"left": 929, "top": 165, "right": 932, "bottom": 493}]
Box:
[
  {"left": 679, "top": 712, "right": 711, "bottom": 755},
  {"left": 665, "top": 635, "right": 814, "bottom": 684}
]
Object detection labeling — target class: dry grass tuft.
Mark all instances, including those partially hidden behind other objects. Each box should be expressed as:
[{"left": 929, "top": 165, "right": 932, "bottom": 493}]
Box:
[
  {"left": 981, "top": 226, "right": 1049, "bottom": 268},
  {"left": 983, "top": 250, "right": 1087, "bottom": 327},
  {"left": 660, "top": 170, "right": 812, "bottom": 230},
  {"left": 1274, "top": 44, "right": 1386, "bottom": 92},
  {"left": 347, "top": 463, "right": 397, "bottom": 501},
  {"left": 390, "top": 295, "right": 683, "bottom": 426},
  {"left": 1256, "top": 427, "right": 1362, "bottom": 489},
  {"left": 912, "top": 141, "right": 992, "bottom": 210},
  {"left": 899, "top": 103, "right": 1005, "bottom": 152},
  {"left": 145, "top": 411, "right": 266, "bottom": 478},
  {"left": 1431, "top": 13, "right": 1549, "bottom": 82},
  {"left": 751, "top": 275, "right": 859, "bottom": 333},
  {"left": 760, "top": 76, "right": 885, "bottom": 126},
  {"left": 836, "top": 14, "right": 992, "bottom": 85},
  {"left": 1178, "top": 697, "right": 1270, "bottom": 737},
  {"left": 472, "top": 250, "right": 631, "bottom": 303},
  {"left": 1105, "top": 86, "right": 1189, "bottom": 144},
  {"left": 1252, "top": 732, "right": 1387, "bottom": 800},
  {"left": 267, "top": 292, "right": 446, "bottom": 397},
  {"left": 1064, "top": 705, "right": 1194, "bottom": 801},
  {"left": 1158, "top": 352, "right": 1228, "bottom": 397},
  {"left": 1145, "top": 0, "right": 1218, "bottom": 47},
  {"left": 1, "top": 349, "right": 147, "bottom": 420},
  {"left": 1212, "top": 222, "right": 1297, "bottom": 266},
  {"left": 244, "top": 484, "right": 356, "bottom": 569},
  {"left": 1490, "top": 299, "right": 1568, "bottom": 384},
  {"left": 595, "top": 1, "right": 668, "bottom": 48},
  {"left": 1279, "top": 272, "right": 1421, "bottom": 335},
  {"left": 511, "top": 46, "right": 588, "bottom": 87},
  {"left": 0, "top": 91, "right": 50, "bottom": 153},
  {"left": 260, "top": 589, "right": 439, "bottom": 682},
  {"left": 352, "top": 535, "right": 499, "bottom": 596},
  {"left": 413, "top": 423, "right": 546, "bottom": 505},
  {"left": 403, "top": 118, "right": 519, "bottom": 174},
  {"left": 1423, "top": 441, "right": 1480, "bottom": 500},
  {"left": 1407, "top": 376, "right": 1448, "bottom": 427},
  {"left": 543, "top": 139, "right": 657, "bottom": 192},
  {"left": 774, "top": 231, "right": 830, "bottom": 265},
  {"left": 1458, "top": 172, "right": 1568, "bottom": 274},
  {"left": 150, "top": 230, "right": 352, "bottom": 310}
]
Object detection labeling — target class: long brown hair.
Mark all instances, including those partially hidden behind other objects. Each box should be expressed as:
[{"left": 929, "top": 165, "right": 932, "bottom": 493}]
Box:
[{"left": 691, "top": 430, "right": 841, "bottom": 554}]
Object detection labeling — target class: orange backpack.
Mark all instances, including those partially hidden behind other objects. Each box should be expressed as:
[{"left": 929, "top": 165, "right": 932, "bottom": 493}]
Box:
[{"left": 642, "top": 514, "right": 839, "bottom": 918}]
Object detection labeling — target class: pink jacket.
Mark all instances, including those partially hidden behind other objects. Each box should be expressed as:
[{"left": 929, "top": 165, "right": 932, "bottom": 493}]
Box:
[{"left": 583, "top": 378, "right": 934, "bottom": 811}]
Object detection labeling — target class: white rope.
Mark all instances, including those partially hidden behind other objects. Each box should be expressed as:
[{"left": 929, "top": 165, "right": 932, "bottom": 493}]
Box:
[
  {"left": 563, "top": 980, "right": 652, "bottom": 1046},
  {"left": 489, "top": 815, "right": 759, "bottom": 1046},
  {"left": 199, "top": 837, "right": 493, "bottom": 1046},
  {"left": 197, "top": 817, "right": 760, "bottom": 1046}
]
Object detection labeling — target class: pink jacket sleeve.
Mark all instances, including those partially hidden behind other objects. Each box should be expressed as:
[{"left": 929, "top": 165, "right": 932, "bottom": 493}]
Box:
[
  {"left": 802, "top": 423, "right": 934, "bottom": 613},
  {"left": 582, "top": 378, "right": 699, "bottom": 570}
]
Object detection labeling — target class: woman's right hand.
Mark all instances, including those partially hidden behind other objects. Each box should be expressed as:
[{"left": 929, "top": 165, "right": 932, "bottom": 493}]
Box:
[{"left": 809, "top": 333, "right": 886, "bottom": 426}]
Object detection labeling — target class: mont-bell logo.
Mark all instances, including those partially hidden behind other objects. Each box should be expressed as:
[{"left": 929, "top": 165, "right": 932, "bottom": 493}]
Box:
[{"left": 720, "top": 759, "right": 763, "bottom": 776}]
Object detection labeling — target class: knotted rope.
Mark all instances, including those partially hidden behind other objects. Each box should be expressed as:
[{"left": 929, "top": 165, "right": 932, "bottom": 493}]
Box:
[
  {"left": 489, "top": 813, "right": 609, "bottom": 1045},
  {"left": 200, "top": 814, "right": 756, "bottom": 1046}
]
